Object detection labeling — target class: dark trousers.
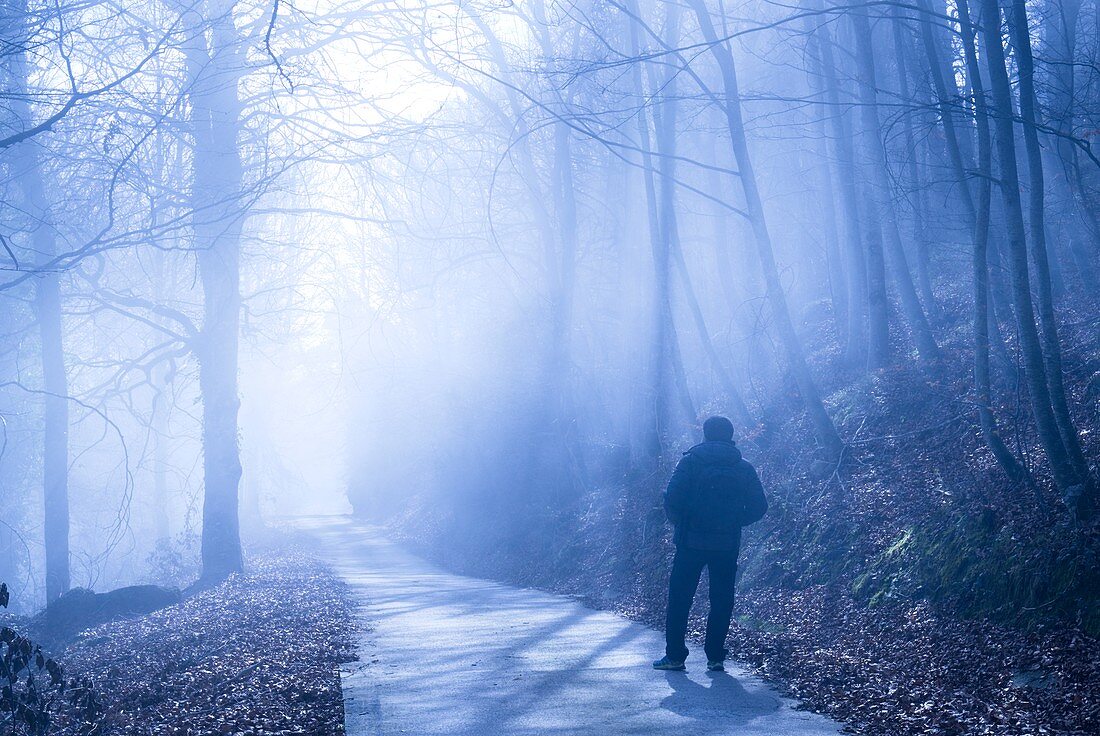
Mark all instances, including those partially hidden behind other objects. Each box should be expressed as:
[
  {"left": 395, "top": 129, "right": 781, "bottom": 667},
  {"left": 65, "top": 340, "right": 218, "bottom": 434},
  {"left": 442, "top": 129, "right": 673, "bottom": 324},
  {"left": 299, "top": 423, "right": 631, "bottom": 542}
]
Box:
[{"left": 664, "top": 546, "right": 737, "bottom": 662}]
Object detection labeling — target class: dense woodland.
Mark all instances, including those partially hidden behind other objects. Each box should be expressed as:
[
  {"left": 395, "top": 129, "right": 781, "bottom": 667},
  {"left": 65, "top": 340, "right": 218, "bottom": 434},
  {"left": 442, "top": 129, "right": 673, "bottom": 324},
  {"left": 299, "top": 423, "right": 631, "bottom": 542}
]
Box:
[
  {"left": 346, "top": 0, "right": 1100, "bottom": 638},
  {"left": 1, "top": 0, "right": 1099, "bottom": 731}
]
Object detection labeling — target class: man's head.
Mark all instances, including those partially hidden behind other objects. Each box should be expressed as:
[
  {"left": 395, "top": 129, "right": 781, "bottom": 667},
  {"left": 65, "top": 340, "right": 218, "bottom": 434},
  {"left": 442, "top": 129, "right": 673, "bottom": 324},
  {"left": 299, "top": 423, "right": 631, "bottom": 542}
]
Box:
[{"left": 702, "top": 415, "right": 735, "bottom": 442}]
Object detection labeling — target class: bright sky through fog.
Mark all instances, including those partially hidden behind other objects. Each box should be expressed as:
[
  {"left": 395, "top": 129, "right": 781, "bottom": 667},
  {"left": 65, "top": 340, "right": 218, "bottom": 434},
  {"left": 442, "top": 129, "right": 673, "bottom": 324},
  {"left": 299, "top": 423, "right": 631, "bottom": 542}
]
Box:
[{"left": 240, "top": 0, "right": 504, "bottom": 517}]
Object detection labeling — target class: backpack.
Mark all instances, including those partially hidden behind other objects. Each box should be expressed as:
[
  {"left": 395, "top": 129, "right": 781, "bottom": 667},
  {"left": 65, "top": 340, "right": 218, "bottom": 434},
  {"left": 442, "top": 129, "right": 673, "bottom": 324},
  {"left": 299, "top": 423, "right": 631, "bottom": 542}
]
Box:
[{"left": 686, "top": 461, "right": 746, "bottom": 536}]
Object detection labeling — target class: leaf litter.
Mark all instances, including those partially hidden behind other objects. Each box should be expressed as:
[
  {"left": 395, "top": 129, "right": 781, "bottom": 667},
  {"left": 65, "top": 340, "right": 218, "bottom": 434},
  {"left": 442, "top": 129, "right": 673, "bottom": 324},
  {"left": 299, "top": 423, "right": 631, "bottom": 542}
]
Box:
[{"left": 50, "top": 549, "right": 355, "bottom": 736}]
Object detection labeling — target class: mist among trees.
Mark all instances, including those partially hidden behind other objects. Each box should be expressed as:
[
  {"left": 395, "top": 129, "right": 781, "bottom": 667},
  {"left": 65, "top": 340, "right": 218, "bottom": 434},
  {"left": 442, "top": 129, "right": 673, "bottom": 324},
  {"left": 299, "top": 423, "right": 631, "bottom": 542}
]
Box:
[{"left": 0, "top": 0, "right": 1099, "bottom": 732}]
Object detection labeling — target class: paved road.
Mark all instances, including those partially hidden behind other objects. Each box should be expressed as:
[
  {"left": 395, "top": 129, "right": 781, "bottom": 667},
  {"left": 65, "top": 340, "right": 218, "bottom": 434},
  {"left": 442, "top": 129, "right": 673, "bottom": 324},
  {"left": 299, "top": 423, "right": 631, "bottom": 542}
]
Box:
[{"left": 298, "top": 516, "right": 842, "bottom": 736}]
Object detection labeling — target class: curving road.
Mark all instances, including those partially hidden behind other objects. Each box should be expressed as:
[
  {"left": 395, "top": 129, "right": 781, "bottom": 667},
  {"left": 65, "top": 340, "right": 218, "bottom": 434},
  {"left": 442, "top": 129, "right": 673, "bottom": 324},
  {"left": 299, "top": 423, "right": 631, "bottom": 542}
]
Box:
[{"left": 298, "top": 516, "right": 842, "bottom": 736}]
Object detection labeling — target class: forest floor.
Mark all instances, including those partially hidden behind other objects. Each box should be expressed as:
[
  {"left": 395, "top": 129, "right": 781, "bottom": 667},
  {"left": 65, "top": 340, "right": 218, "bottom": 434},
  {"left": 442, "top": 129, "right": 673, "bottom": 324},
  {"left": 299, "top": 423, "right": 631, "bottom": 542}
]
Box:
[
  {"left": 413, "top": 550, "right": 1100, "bottom": 735},
  {"left": 630, "top": 580, "right": 1100, "bottom": 735},
  {"left": 440, "top": 541, "right": 1100, "bottom": 736},
  {"left": 49, "top": 544, "right": 354, "bottom": 735}
]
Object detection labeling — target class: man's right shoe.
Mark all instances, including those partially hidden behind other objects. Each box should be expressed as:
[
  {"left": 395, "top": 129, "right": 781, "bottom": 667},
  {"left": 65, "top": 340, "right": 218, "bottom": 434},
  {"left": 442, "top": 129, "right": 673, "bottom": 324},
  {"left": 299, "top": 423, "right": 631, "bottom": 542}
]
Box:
[
  {"left": 652, "top": 656, "right": 686, "bottom": 671},
  {"left": 706, "top": 660, "right": 725, "bottom": 672}
]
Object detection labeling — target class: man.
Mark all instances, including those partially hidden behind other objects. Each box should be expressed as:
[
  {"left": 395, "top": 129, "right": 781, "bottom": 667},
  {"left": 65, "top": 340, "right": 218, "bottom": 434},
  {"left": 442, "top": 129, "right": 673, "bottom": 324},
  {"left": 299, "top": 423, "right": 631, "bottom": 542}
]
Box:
[{"left": 652, "top": 416, "right": 768, "bottom": 672}]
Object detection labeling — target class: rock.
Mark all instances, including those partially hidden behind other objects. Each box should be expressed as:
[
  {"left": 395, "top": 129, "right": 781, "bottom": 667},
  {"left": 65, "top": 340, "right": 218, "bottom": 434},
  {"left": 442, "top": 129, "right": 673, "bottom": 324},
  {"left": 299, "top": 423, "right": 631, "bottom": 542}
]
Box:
[{"left": 41, "top": 584, "right": 182, "bottom": 640}]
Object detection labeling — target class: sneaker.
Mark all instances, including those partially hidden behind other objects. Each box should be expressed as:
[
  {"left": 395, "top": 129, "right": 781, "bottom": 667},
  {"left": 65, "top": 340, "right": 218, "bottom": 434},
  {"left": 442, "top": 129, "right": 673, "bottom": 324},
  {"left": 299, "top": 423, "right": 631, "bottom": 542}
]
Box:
[
  {"left": 652, "top": 656, "right": 686, "bottom": 671},
  {"left": 706, "top": 660, "right": 725, "bottom": 672}
]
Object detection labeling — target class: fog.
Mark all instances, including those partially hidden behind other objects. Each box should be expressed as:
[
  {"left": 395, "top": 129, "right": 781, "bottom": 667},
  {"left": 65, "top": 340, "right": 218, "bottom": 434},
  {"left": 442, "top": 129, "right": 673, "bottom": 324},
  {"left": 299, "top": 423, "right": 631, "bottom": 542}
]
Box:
[{"left": 1, "top": 0, "right": 1098, "bottom": 614}]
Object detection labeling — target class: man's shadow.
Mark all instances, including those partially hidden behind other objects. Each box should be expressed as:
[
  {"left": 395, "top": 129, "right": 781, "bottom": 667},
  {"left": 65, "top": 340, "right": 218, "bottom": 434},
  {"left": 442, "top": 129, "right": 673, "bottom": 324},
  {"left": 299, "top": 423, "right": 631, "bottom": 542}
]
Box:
[{"left": 660, "top": 670, "right": 780, "bottom": 722}]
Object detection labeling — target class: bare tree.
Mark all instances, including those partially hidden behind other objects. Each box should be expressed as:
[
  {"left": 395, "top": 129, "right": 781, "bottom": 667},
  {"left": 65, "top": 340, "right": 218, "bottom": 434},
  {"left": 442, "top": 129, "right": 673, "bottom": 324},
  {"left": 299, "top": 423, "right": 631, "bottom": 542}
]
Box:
[
  {"left": 182, "top": 0, "right": 246, "bottom": 581},
  {"left": 978, "top": 0, "right": 1086, "bottom": 501},
  {"left": 4, "top": 0, "right": 71, "bottom": 601}
]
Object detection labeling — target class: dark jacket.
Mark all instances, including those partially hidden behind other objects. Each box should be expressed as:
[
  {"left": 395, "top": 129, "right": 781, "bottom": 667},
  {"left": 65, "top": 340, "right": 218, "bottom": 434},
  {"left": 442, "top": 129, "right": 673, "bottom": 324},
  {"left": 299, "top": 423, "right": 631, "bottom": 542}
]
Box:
[{"left": 663, "top": 440, "right": 767, "bottom": 552}]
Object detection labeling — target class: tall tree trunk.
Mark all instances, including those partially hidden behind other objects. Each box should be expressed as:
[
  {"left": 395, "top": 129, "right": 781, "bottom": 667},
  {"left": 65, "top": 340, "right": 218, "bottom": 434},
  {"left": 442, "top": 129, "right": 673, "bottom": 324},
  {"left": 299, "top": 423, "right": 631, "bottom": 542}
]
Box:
[
  {"left": 957, "top": 0, "right": 1028, "bottom": 482},
  {"left": 806, "top": 3, "right": 873, "bottom": 366},
  {"left": 150, "top": 152, "right": 173, "bottom": 544},
  {"left": 1005, "top": 0, "right": 1091, "bottom": 480},
  {"left": 1043, "top": 0, "right": 1100, "bottom": 254},
  {"left": 986, "top": 218, "right": 1017, "bottom": 369},
  {"left": 810, "top": 147, "right": 848, "bottom": 344},
  {"left": 915, "top": 0, "right": 977, "bottom": 230},
  {"left": 705, "top": 150, "right": 755, "bottom": 316},
  {"left": 626, "top": 0, "right": 674, "bottom": 458},
  {"left": 652, "top": 2, "right": 697, "bottom": 430},
  {"left": 828, "top": 14, "right": 892, "bottom": 369},
  {"left": 978, "top": 0, "right": 1084, "bottom": 496},
  {"left": 185, "top": 0, "right": 245, "bottom": 582},
  {"left": 704, "top": 151, "right": 759, "bottom": 395},
  {"left": 916, "top": 0, "right": 1015, "bottom": 369},
  {"left": 23, "top": 167, "right": 69, "bottom": 603},
  {"left": 891, "top": 9, "right": 938, "bottom": 317},
  {"left": 688, "top": 0, "right": 843, "bottom": 458},
  {"left": 6, "top": 0, "right": 70, "bottom": 601},
  {"left": 849, "top": 8, "right": 941, "bottom": 363},
  {"left": 803, "top": 26, "right": 849, "bottom": 347}
]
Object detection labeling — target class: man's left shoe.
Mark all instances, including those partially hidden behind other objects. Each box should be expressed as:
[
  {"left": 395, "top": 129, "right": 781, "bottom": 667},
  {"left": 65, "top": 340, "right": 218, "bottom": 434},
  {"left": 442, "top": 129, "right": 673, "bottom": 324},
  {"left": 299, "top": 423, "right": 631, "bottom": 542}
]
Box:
[{"left": 706, "top": 660, "right": 725, "bottom": 672}]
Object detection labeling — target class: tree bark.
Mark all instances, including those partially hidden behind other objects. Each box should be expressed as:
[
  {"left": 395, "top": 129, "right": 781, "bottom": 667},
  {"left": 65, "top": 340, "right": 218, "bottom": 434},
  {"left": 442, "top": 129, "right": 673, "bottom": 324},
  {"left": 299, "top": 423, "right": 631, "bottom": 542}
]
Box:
[
  {"left": 651, "top": 2, "right": 697, "bottom": 430},
  {"left": 6, "top": 0, "right": 70, "bottom": 601},
  {"left": 849, "top": 8, "right": 941, "bottom": 364},
  {"left": 806, "top": 2, "right": 873, "bottom": 366},
  {"left": 1005, "top": 0, "right": 1090, "bottom": 481},
  {"left": 24, "top": 167, "right": 69, "bottom": 603},
  {"left": 890, "top": 9, "right": 937, "bottom": 317},
  {"left": 625, "top": 0, "right": 677, "bottom": 457},
  {"left": 1042, "top": 0, "right": 1100, "bottom": 255},
  {"left": 978, "top": 0, "right": 1084, "bottom": 494},
  {"left": 804, "top": 16, "right": 850, "bottom": 348},
  {"left": 185, "top": 0, "right": 246, "bottom": 582},
  {"left": 957, "top": 0, "right": 1028, "bottom": 482},
  {"left": 916, "top": 0, "right": 1016, "bottom": 369}
]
